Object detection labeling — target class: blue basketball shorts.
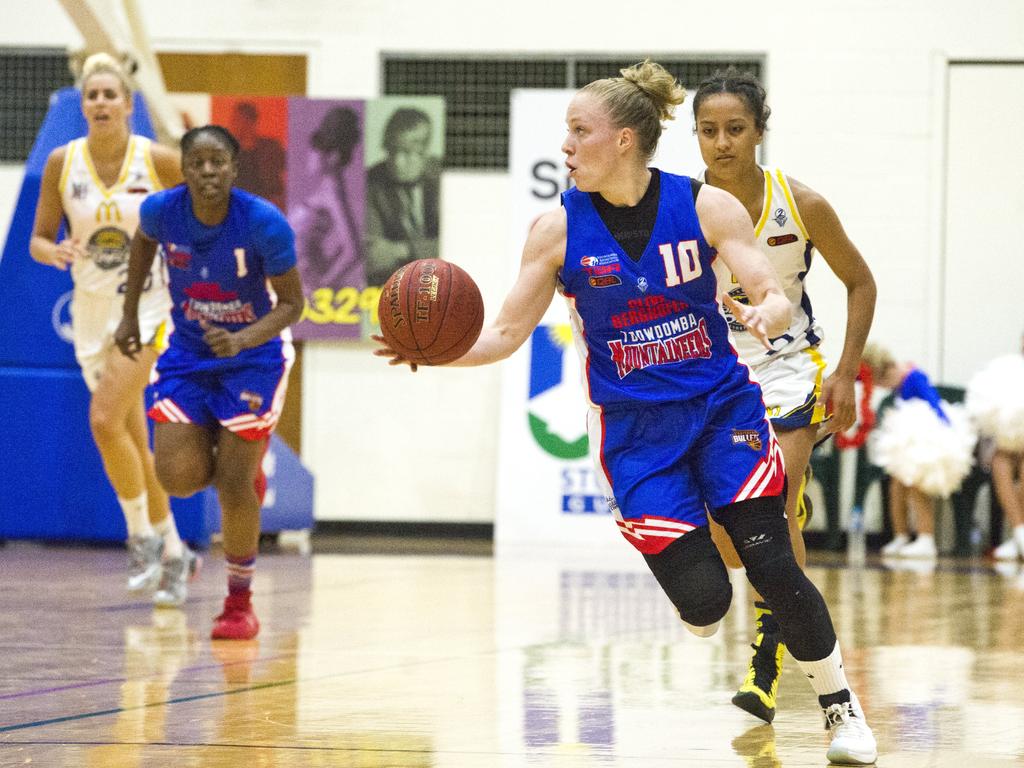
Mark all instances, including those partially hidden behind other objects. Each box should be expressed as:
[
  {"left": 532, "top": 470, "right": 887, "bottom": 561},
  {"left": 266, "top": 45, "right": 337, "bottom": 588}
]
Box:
[
  {"left": 587, "top": 364, "right": 785, "bottom": 555},
  {"left": 147, "top": 342, "right": 294, "bottom": 441}
]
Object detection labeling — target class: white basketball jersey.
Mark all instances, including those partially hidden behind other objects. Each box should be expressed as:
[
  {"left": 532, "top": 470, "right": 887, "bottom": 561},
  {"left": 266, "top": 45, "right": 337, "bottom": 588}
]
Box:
[
  {"left": 710, "top": 167, "right": 823, "bottom": 367},
  {"left": 59, "top": 135, "right": 166, "bottom": 297}
]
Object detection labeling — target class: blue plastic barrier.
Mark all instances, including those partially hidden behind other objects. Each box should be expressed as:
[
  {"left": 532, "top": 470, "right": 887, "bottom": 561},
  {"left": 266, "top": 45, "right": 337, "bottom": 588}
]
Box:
[{"left": 0, "top": 87, "right": 313, "bottom": 545}]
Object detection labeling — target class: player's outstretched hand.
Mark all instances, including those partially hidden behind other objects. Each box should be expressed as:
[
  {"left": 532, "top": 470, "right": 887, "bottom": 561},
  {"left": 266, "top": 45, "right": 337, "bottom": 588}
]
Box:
[
  {"left": 114, "top": 315, "right": 142, "bottom": 360},
  {"left": 200, "top": 319, "right": 244, "bottom": 358},
  {"left": 371, "top": 334, "right": 418, "bottom": 372},
  {"left": 722, "top": 293, "right": 772, "bottom": 351}
]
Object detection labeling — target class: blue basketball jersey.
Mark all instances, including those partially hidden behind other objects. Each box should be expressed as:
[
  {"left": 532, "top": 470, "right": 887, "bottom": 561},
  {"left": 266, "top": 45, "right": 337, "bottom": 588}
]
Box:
[
  {"left": 139, "top": 186, "right": 296, "bottom": 363},
  {"left": 560, "top": 170, "right": 743, "bottom": 407}
]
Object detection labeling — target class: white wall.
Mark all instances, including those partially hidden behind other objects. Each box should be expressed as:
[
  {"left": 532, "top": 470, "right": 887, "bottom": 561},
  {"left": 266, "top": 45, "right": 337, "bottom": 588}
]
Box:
[{"left": 4, "top": 0, "right": 1024, "bottom": 522}]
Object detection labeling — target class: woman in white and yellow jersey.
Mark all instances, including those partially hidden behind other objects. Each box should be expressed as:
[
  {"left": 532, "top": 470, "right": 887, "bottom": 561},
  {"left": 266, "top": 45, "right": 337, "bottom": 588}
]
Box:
[
  {"left": 693, "top": 68, "right": 877, "bottom": 725},
  {"left": 29, "top": 53, "right": 197, "bottom": 606}
]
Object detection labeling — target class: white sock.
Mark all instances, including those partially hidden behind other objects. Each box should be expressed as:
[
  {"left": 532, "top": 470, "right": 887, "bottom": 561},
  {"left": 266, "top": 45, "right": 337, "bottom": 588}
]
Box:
[
  {"left": 682, "top": 619, "right": 720, "bottom": 638},
  {"left": 153, "top": 516, "right": 184, "bottom": 560},
  {"left": 915, "top": 533, "right": 935, "bottom": 545},
  {"left": 795, "top": 640, "right": 851, "bottom": 699},
  {"left": 1013, "top": 525, "right": 1024, "bottom": 551},
  {"left": 119, "top": 493, "right": 153, "bottom": 538}
]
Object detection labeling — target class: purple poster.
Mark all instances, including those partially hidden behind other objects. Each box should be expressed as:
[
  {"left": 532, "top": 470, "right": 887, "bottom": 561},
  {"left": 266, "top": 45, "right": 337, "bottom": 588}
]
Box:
[{"left": 286, "top": 98, "right": 368, "bottom": 340}]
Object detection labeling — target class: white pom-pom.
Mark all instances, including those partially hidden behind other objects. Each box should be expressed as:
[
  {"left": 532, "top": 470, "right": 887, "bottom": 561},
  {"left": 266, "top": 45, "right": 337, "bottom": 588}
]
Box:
[
  {"left": 870, "top": 400, "right": 977, "bottom": 497},
  {"left": 966, "top": 355, "right": 1024, "bottom": 451}
]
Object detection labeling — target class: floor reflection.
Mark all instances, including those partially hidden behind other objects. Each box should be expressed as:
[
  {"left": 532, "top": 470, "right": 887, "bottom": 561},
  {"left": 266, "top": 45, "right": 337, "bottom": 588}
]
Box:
[{"left": 0, "top": 542, "right": 1022, "bottom": 766}]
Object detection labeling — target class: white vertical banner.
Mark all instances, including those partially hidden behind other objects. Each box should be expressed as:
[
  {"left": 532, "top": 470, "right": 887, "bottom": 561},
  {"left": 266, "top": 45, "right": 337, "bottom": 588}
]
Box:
[{"left": 494, "top": 90, "right": 702, "bottom": 554}]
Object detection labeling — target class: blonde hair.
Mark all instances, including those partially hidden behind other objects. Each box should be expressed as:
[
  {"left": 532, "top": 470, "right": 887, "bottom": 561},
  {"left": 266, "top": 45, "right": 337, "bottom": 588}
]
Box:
[
  {"left": 579, "top": 59, "right": 687, "bottom": 162},
  {"left": 79, "top": 52, "right": 133, "bottom": 97},
  {"left": 861, "top": 342, "right": 895, "bottom": 376}
]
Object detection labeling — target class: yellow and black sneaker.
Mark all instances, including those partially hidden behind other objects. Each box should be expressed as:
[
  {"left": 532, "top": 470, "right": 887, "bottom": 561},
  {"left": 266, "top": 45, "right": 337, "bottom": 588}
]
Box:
[
  {"left": 732, "top": 602, "right": 786, "bottom": 724},
  {"left": 795, "top": 463, "right": 814, "bottom": 531}
]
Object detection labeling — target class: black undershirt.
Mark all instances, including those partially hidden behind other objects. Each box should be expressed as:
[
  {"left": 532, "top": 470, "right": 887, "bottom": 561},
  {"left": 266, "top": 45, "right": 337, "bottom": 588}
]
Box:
[{"left": 589, "top": 170, "right": 703, "bottom": 262}]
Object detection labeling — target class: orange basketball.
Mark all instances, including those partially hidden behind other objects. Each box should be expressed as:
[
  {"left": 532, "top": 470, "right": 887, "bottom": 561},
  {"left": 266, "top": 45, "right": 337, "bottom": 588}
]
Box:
[{"left": 377, "top": 259, "right": 484, "bottom": 366}]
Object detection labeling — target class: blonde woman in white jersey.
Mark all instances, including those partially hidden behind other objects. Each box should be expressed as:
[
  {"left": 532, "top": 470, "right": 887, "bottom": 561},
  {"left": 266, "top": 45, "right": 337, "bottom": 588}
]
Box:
[
  {"left": 694, "top": 69, "right": 877, "bottom": 725},
  {"left": 30, "top": 53, "right": 198, "bottom": 606}
]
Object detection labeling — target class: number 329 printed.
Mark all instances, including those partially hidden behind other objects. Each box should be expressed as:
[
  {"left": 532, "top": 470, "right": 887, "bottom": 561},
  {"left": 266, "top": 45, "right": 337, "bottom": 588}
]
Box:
[{"left": 302, "top": 286, "right": 382, "bottom": 325}]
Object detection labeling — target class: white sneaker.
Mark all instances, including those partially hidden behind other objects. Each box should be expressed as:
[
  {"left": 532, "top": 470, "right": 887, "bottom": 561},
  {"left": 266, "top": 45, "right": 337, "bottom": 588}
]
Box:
[
  {"left": 880, "top": 534, "right": 911, "bottom": 556},
  {"left": 126, "top": 534, "right": 164, "bottom": 593},
  {"left": 824, "top": 696, "right": 878, "bottom": 765},
  {"left": 899, "top": 536, "right": 937, "bottom": 559},
  {"left": 993, "top": 538, "right": 1021, "bottom": 561}
]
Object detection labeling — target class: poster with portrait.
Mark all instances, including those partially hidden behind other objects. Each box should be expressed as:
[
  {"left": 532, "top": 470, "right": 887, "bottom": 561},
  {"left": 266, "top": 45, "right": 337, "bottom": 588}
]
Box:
[
  {"left": 210, "top": 96, "right": 288, "bottom": 211},
  {"left": 362, "top": 97, "right": 446, "bottom": 290},
  {"left": 286, "top": 99, "right": 367, "bottom": 341}
]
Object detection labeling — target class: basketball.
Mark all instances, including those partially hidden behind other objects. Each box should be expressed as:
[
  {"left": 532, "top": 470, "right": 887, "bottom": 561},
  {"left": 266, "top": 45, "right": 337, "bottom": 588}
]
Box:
[{"left": 377, "top": 258, "right": 485, "bottom": 366}]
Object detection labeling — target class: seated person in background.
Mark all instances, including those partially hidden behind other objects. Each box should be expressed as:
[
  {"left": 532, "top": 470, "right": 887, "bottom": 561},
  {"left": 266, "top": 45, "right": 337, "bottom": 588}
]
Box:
[
  {"left": 965, "top": 334, "right": 1024, "bottom": 560},
  {"left": 365, "top": 107, "right": 441, "bottom": 285},
  {"left": 864, "top": 344, "right": 976, "bottom": 559}
]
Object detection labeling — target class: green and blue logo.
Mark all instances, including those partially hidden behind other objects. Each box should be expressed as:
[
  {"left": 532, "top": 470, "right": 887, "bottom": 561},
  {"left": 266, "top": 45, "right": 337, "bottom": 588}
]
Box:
[{"left": 527, "top": 324, "right": 589, "bottom": 460}]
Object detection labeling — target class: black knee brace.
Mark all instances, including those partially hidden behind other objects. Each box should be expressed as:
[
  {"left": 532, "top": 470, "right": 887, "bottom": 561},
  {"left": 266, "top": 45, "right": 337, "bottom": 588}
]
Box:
[
  {"left": 712, "top": 496, "right": 837, "bottom": 661},
  {"left": 643, "top": 526, "right": 733, "bottom": 627}
]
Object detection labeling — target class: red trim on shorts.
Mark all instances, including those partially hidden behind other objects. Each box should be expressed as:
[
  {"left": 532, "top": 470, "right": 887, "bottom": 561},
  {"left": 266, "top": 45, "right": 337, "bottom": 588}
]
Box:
[
  {"left": 616, "top": 515, "right": 699, "bottom": 555},
  {"left": 731, "top": 435, "right": 786, "bottom": 503},
  {"left": 148, "top": 398, "right": 192, "bottom": 424}
]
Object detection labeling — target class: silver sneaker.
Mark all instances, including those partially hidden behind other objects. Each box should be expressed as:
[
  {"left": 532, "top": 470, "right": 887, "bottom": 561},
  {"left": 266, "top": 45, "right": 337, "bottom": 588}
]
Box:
[
  {"left": 127, "top": 534, "right": 164, "bottom": 593},
  {"left": 153, "top": 547, "right": 201, "bottom": 608},
  {"left": 824, "top": 696, "right": 878, "bottom": 765}
]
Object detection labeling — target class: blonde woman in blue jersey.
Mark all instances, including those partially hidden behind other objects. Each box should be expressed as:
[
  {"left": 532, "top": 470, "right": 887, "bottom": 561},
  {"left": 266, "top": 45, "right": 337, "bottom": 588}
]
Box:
[
  {"left": 693, "top": 69, "right": 877, "bottom": 725},
  {"left": 375, "top": 60, "right": 877, "bottom": 765},
  {"left": 29, "top": 53, "right": 198, "bottom": 605}
]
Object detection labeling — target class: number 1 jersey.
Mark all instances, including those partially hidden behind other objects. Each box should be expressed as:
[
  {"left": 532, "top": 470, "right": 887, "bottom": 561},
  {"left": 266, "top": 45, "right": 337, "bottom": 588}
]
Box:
[{"left": 139, "top": 186, "right": 296, "bottom": 364}]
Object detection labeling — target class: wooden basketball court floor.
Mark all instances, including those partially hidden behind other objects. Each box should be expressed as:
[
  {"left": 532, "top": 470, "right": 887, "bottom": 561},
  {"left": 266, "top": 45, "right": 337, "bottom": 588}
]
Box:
[{"left": 1, "top": 540, "right": 1022, "bottom": 767}]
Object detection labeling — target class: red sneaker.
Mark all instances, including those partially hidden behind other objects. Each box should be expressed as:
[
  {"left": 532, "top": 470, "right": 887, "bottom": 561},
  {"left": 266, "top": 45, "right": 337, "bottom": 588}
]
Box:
[{"left": 211, "top": 592, "right": 260, "bottom": 640}]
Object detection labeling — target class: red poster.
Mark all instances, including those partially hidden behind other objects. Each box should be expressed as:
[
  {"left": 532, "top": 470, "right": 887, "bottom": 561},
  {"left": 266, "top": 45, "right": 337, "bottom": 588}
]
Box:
[{"left": 211, "top": 96, "right": 288, "bottom": 211}]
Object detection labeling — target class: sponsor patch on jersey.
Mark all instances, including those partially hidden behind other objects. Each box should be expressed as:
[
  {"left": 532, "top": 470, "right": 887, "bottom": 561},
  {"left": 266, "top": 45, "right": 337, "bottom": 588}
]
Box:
[
  {"left": 166, "top": 252, "right": 191, "bottom": 270},
  {"left": 767, "top": 233, "right": 799, "bottom": 247},
  {"left": 87, "top": 226, "right": 130, "bottom": 270},
  {"left": 636, "top": 276, "right": 648, "bottom": 293},
  {"left": 611, "top": 294, "right": 690, "bottom": 329},
  {"left": 732, "top": 429, "right": 763, "bottom": 451},
  {"left": 607, "top": 315, "right": 713, "bottom": 378},
  {"left": 772, "top": 207, "right": 788, "bottom": 227},
  {"left": 589, "top": 275, "right": 621, "bottom": 288},
  {"left": 165, "top": 243, "right": 192, "bottom": 270},
  {"left": 241, "top": 390, "right": 264, "bottom": 413},
  {"left": 580, "top": 253, "right": 620, "bottom": 267},
  {"left": 183, "top": 282, "right": 257, "bottom": 323}
]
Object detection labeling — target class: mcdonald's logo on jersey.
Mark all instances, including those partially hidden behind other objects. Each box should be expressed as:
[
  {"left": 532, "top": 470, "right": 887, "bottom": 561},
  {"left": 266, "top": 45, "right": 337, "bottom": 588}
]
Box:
[{"left": 95, "top": 200, "right": 122, "bottom": 223}]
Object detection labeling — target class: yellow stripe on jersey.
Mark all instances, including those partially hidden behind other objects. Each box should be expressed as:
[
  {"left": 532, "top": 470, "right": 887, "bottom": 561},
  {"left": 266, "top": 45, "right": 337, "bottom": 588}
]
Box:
[
  {"left": 140, "top": 138, "right": 163, "bottom": 190},
  {"left": 776, "top": 170, "right": 810, "bottom": 241},
  {"left": 806, "top": 346, "right": 827, "bottom": 424},
  {"left": 115, "top": 137, "right": 137, "bottom": 189},
  {"left": 147, "top": 319, "right": 170, "bottom": 354},
  {"left": 81, "top": 136, "right": 136, "bottom": 196},
  {"left": 57, "top": 140, "right": 78, "bottom": 196},
  {"left": 753, "top": 169, "right": 773, "bottom": 236}
]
